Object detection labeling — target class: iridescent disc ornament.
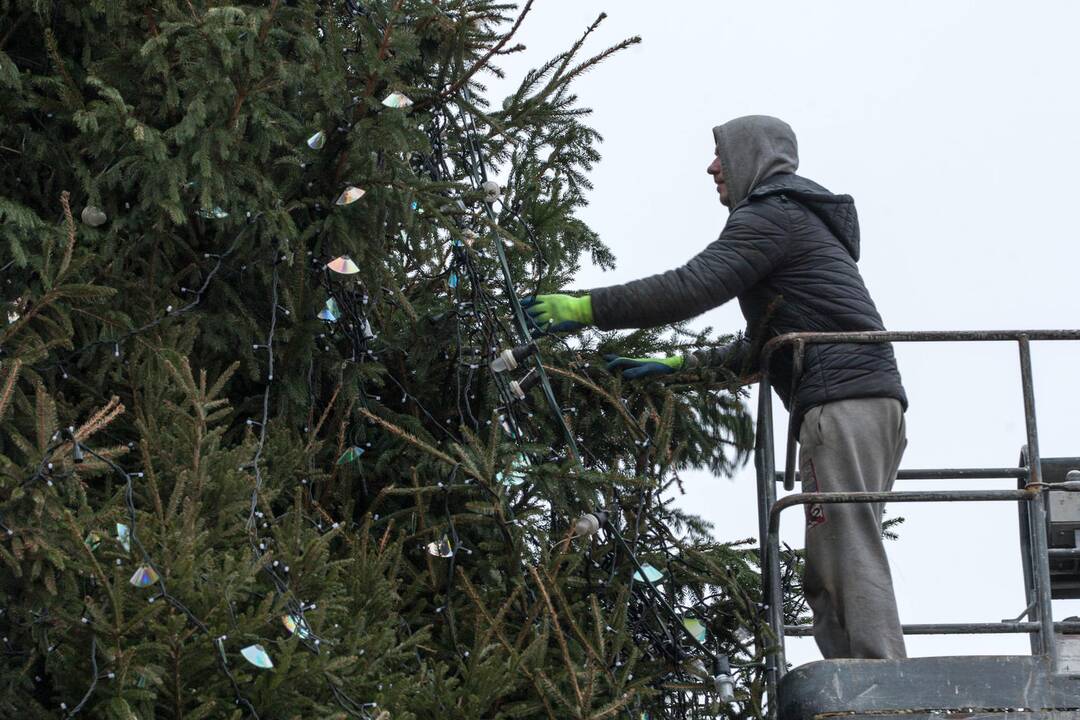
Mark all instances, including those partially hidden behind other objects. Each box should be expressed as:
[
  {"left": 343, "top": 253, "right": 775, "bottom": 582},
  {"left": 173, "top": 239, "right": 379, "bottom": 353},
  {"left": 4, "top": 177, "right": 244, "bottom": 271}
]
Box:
[
  {"left": 317, "top": 298, "right": 340, "bottom": 322},
  {"left": 116, "top": 523, "right": 131, "bottom": 552},
  {"left": 381, "top": 91, "right": 413, "bottom": 109},
  {"left": 326, "top": 256, "right": 360, "bottom": 275},
  {"left": 632, "top": 563, "right": 664, "bottom": 584},
  {"left": 335, "top": 186, "right": 366, "bottom": 205},
  {"left": 129, "top": 565, "right": 159, "bottom": 587},
  {"left": 306, "top": 130, "right": 326, "bottom": 150},
  {"left": 282, "top": 613, "right": 312, "bottom": 640},
  {"left": 197, "top": 206, "right": 229, "bottom": 220},
  {"left": 81, "top": 206, "right": 108, "bottom": 227},
  {"left": 240, "top": 644, "right": 274, "bottom": 669},
  {"left": 426, "top": 536, "right": 453, "bottom": 558},
  {"left": 84, "top": 531, "right": 102, "bottom": 551},
  {"left": 336, "top": 446, "right": 364, "bottom": 465},
  {"left": 682, "top": 617, "right": 707, "bottom": 643},
  {"left": 448, "top": 271, "right": 458, "bottom": 289}
]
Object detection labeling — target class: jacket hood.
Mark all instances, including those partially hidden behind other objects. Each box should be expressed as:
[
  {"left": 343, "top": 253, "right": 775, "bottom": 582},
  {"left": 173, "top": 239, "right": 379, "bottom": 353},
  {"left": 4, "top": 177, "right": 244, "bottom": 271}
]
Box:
[
  {"left": 748, "top": 173, "right": 862, "bottom": 261},
  {"left": 712, "top": 115, "right": 799, "bottom": 208}
]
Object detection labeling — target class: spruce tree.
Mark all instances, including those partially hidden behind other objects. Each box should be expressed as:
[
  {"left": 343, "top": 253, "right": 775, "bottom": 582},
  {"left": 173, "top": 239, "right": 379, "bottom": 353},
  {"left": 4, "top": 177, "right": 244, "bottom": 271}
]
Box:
[{"left": 0, "top": 2, "right": 802, "bottom": 717}]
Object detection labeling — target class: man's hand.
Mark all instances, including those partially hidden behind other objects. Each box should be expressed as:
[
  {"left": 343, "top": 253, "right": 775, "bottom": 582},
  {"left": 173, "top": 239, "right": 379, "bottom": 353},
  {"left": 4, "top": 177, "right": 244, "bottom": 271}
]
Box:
[
  {"left": 521, "top": 294, "right": 593, "bottom": 333},
  {"left": 605, "top": 354, "right": 684, "bottom": 380}
]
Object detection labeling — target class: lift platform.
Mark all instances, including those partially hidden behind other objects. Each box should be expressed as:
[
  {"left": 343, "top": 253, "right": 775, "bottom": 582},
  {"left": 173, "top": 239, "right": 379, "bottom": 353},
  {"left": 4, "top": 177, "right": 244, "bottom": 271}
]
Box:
[{"left": 754, "top": 330, "right": 1080, "bottom": 719}]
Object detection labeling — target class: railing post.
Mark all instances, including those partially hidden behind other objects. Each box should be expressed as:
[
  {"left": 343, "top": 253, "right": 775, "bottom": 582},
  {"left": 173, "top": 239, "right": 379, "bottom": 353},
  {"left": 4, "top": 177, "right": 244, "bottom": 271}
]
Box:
[
  {"left": 782, "top": 340, "right": 805, "bottom": 492},
  {"left": 755, "top": 378, "right": 785, "bottom": 715},
  {"left": 1018, "top": 335, "right": 1057, "bottom": 670}
]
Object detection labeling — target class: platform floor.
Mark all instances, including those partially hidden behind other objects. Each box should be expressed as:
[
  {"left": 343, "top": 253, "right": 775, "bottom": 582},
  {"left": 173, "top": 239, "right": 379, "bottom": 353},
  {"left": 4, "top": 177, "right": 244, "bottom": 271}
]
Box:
[{"left": 778, "top": 655, "right": 1080, "bottom": 720}]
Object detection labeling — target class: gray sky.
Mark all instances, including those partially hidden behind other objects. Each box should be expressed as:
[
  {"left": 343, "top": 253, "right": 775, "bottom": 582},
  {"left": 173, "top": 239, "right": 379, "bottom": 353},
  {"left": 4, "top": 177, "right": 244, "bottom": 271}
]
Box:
[{"left": 489, "top": 1, "right": 1080, "bottom": 667}]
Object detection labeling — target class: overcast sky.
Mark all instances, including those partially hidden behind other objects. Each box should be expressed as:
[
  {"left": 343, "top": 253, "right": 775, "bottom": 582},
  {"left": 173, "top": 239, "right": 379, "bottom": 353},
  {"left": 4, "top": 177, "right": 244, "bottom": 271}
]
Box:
[{"left": 489, "top": 1, "right": 1080, "bottom": 667}]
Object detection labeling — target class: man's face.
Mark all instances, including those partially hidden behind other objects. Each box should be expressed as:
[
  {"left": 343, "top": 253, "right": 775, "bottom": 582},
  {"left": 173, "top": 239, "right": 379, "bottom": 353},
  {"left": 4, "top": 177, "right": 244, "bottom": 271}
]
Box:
[{"left": 707, "top": 154, "right": 728, "bottom": 206}]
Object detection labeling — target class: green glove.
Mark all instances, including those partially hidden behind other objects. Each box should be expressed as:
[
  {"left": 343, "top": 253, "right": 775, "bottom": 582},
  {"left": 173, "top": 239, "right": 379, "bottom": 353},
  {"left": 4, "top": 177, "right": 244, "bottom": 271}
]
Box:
[
  {"left": 605, "top": 354, "right": 685, "bottom": 380},
  {"left": 521, "top": 294, "right": 593, "bottom": 333}
]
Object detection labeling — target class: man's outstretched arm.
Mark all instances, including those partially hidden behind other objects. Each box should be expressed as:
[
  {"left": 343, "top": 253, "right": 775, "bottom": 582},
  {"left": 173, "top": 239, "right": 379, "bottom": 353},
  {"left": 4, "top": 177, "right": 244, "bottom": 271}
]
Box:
[{"left": 588, "top": 202, "right": 789, "bottom": 330}]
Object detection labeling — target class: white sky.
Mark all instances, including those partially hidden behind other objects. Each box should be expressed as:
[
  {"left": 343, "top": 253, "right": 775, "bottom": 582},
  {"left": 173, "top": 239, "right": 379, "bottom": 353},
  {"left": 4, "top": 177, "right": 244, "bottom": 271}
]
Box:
[{"left": 489, "top": 1, "right": 1080, "bottom": 667}]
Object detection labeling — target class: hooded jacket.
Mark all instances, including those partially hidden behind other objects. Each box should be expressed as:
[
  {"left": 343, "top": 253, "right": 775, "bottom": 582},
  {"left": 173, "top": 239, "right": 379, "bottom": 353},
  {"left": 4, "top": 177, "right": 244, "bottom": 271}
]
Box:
[{"left": 589, "top": 115, "right": 907, "bottom": 430}]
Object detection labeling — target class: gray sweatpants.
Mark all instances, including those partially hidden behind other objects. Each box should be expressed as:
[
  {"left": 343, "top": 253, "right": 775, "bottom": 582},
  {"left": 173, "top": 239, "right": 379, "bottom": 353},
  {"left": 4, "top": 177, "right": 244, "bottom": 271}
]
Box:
[{"left": 798, "top": 397, "right": 908, "bottom": 659}]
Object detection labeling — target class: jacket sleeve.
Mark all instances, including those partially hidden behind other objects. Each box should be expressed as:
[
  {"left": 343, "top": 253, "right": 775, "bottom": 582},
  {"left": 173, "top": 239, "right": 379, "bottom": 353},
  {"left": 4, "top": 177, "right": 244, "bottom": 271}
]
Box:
[{"left": 589, "top": 200, "right": 791, "bottom": 330}]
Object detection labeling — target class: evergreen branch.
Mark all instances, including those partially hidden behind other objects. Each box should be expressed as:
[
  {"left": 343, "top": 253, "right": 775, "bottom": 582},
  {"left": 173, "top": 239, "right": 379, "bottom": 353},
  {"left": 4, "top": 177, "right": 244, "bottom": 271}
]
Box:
[
  {"left": 331, "top": 0, "right": 405, "bottom": 185},
  {"left": 534, "top": 670, "right": 577, "bottom": 715},
  {"left": 542, "top": 566, "right": 615, "bottom": 684},
  {"left": 63, "top": 509, "right": 113, "bottom": 604},
  {"left": 542, "top": 365, "right": 646, "bottom": 438},
  {"left": 257, "top": 0, "right": 280, "bottom": 43},
  {"left": 458, "top": 570, "right": 559, "bottom": 718},
  {"left": 57, "top": 191, "right": 75, "bottom": 282},
  {"left": 74, "top": 396, "right": 124, "bottom": 442},
  {"left": 457, "top": 568, "right": 519, "bottom": 659},
  {"left": 359, "top": 408, "right": 481, "bottom": 481},
  {"left": 43, "top": 29, "right": 83, "bottom": 109},
  {"left": 305, "top": 379, "right": 343, "bottom": 454},
  {"left": 436, "top": 0, "right": 536, "bottom": 105},
  {"left": 561, "top": 36, "right": 643, "bottom": 88},
  {"left": 0, "top": 358, "right": 21, "bottom": 421},
  {"left": 586, "top": 691, "right": 635, "bottom": 720},
  {"left": 528, "top": 564, "right": 584, "bottom": 708}
]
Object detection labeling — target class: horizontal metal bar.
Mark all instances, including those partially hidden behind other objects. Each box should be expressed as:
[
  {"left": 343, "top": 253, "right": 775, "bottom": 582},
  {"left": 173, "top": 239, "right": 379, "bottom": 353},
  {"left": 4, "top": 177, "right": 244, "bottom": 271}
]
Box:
[
  {"left": 771, "top": 488, "right": 1032, "bottom": 524},
  {"left": 761, "top": 328, "right": 1080, "bottom": 361},
  {"left": 1048, "top": 548, "right": 1080, "bottom": 558},
  {"left": 776, "top": 468, "right": 1030, "bottom": 484},
  {"left": 784, "top": 621, "right": 1080, "bottom": 637}
]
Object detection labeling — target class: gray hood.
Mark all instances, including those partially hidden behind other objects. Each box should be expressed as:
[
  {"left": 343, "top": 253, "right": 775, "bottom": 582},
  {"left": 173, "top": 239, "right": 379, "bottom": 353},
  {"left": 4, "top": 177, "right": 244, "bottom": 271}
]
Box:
[{"left": 712, "top": 115, "right": 799, "bottom": 208}]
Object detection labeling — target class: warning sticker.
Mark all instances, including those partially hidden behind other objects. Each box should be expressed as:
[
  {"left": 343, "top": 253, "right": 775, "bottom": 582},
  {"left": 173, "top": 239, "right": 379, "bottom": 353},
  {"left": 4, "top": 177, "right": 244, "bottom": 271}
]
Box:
[{"left": 803, "top": 458, "right": 827, "bottom": 530}]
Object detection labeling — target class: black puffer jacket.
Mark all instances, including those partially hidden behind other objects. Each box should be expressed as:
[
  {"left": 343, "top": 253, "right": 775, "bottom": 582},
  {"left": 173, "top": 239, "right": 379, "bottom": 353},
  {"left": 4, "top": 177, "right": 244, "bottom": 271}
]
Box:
[{"left": 590, "top": 172, "right": 907, "bottom": 430}]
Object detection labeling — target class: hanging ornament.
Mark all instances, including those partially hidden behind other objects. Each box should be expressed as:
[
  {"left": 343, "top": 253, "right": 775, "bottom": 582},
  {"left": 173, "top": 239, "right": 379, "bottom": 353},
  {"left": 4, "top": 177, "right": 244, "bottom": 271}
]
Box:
[
  {"left": 306, "top": 130, "right": 326, "bottom": 150},
  {"left": 426, "top": 536, "right": 453, "bottom": 558},
  {"left": 317, "top": 298, "right": 340, "bottom": 322},
  {"left": 381, "top": 91, "right": 413, "bottom": 109},
  {"left": 682, "top": 616, "right": 707, "bottom": 643},
  {"left": 326, "top": 256, "right": 360, "bottom": 275},
  {"left": 282, "top": 613, "right": 312, "bottom": 640},
  {"left": 80, "top": 206, "right": 107, "bottom": 227},
  {"left": 448, "top": 271, "right": 458, "bottom": 289},
  {"left": 116, "top": 523, "right": 131, "bottom": 552},
  {"left": 481, "top": 180, "right": 501, "bottom": 204},
  {"left": 240, "top": 644, "right": 274, "bottom": 669},
  {"left": 632, "top": 563, "right": 664, "bottom": 584},
  {"left": 84, "top": 531, "right": 102, "bottom": 551},
  {"left": 129, "top": 565, "right": 159, "bottom": 587},
  {"left": 197, "top": 207, "right": 229, "bottom": 220},
  {"left": 335, "top": 186, "right": 366, "bottom": 205},
  {"left": 336, "top": 446, "right": 364, "bottom": 465}
]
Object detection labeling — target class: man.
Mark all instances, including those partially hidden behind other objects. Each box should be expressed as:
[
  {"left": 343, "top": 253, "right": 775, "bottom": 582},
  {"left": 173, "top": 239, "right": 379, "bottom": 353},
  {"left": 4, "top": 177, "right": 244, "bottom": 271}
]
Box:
[{"left": 522, "top": 115, "right": 909, "bottom": 660}]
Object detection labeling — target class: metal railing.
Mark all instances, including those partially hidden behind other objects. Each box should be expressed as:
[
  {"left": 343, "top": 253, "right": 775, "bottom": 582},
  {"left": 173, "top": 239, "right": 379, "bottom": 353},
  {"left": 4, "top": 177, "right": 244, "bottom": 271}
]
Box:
[{"left": 753, "top": 329, "right": 1080, "bottom": 713}]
